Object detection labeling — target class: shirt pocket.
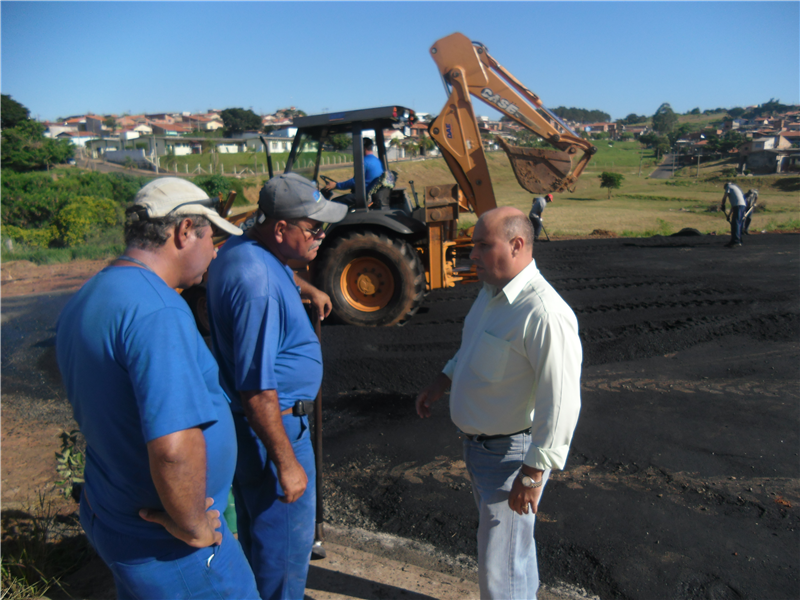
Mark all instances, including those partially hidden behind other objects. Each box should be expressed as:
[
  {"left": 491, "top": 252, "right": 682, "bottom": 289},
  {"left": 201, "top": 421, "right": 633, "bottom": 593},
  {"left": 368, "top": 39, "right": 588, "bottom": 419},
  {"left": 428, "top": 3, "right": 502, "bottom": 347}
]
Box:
[{"left": 469, "top": 331, "right": 510, "bottom": 382}]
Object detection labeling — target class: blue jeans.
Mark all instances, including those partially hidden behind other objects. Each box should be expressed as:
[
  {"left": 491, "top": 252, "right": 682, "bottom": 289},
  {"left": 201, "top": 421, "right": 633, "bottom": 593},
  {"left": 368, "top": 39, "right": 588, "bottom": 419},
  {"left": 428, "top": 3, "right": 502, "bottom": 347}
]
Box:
[
  {"left": 232, "top": 412, "right": 316, "bottom": 600},
  {"left": 463, "top": 432, "right": 550, "bottom": 600},
  {"left": 729, "top": 205, "right": 744, "bottom": 244},
  {"left": 529, "top": 215, "right": 543, "bottom": 239},
  {"left": 80, "top": 495, "right": 260, "bottom": 599}
]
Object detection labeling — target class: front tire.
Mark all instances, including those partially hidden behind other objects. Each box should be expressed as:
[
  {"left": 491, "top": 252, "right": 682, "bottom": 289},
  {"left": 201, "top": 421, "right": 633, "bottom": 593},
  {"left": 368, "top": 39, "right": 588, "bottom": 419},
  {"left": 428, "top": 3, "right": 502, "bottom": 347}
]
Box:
[{"left": 316, "top": 231, "right": 425, "bottom": 327}]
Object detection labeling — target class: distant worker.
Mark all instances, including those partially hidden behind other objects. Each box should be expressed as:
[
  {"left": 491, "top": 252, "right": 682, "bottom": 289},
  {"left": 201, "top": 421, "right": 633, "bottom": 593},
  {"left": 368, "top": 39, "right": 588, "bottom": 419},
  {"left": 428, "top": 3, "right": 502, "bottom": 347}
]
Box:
[
  {"left": 206, "top": 172, "right": 347, "bottom": 600},
  {"left": 56, "top": 178, "right": 259, "bottom": 599},
  {"left": 721, "top": 182, "right": 746, "bottom": 248},
  {"left": 743, "top": 189, "right": 759, "bottom": 235},
  {"left": 416, "top": 206, "right": 583, "bottom": 600},
  {"left": 324, "top": 137, "right": 385, "bottom": 208},
  {"left": 528, "top": 194, "right": 553, "bottom": 241}
]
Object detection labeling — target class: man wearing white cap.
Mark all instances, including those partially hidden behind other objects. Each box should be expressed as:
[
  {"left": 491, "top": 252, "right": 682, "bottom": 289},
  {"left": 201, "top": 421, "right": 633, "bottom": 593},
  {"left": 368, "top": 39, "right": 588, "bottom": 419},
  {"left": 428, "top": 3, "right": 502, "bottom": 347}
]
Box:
[
  {"left": 56, "top": 177, "right": 259, "bottom": 599},
  {"left": 206, "top": 172, "right": 347, "bottom": 600}
]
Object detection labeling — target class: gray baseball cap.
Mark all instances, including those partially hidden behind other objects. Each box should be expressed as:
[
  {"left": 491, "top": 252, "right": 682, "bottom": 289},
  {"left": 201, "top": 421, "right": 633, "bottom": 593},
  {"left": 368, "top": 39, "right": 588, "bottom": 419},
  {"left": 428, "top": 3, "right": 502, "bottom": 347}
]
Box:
[{"left": 259, "top": 173, "right": 347, "bottom": 223}]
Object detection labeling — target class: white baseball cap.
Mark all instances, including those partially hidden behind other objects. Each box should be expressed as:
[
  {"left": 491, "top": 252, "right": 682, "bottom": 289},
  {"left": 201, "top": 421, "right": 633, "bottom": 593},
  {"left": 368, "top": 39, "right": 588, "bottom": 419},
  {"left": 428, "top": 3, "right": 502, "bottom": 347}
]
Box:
[{"left": 128, "top": 177, "right": 243, "bottom": 236}]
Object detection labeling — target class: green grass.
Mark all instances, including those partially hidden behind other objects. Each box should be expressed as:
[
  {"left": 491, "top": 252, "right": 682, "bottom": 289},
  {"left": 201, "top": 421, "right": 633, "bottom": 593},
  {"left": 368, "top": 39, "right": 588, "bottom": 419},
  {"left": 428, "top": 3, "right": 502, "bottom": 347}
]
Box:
[
  {"left": 155, "top": 151, "right": 353, "bottom": 176},
  {"left": 284, "top": 150, "right": 800, "bottom": 238},
  {"left": 1, "top": 491, "right": 90, "bottom": 600},
  {"left": 2, "top": 241, "right": 124, "bottom": 265}
]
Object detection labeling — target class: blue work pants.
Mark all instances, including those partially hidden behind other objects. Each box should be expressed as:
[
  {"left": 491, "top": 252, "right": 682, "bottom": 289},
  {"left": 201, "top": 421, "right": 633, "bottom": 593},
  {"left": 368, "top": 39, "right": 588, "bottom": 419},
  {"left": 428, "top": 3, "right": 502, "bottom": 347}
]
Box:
[
  {"left": 79, "top": 495, "right": 260, "bottom": 599},
  {"left": 463, "top": 431, "right": 550, "bottom": 600},
  {"left": 232, "top": 412, "right": 316, "bottom": 600},
  {"left": 729, "top": 205, "right": 744, "bottom": 244}
]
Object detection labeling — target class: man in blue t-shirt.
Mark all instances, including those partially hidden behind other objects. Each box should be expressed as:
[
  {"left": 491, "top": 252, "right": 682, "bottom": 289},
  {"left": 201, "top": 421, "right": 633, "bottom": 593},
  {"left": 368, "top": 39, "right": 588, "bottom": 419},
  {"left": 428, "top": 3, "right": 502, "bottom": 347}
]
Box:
[
  {"left": 206, "top": 173, "right": 347, "bottom": 600},
  {"left": 528, "top": 194, "right": 553, "bottom": 241},
  {"left": 56, "top": 178, "right": 259, "bottom": 599},
  {"left": 323, "top": 137, "right": 385, "bottom": 208}
]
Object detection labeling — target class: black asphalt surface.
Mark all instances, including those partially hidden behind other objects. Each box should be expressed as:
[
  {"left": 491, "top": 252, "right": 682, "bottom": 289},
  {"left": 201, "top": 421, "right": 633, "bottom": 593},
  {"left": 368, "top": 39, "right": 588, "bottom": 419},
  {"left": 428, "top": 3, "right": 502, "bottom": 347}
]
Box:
[
  {"left": 317, "top": 232, "right": 800, "bottom": 599},
  {"left": 2, "top": 232, "right": 798, "bottom": 599}
]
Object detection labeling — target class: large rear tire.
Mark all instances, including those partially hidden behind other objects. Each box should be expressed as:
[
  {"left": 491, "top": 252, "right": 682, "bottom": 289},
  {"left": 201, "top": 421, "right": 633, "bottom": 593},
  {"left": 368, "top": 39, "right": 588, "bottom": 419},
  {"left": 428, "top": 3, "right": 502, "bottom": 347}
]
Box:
[{"left": 317, "top": 231, "right": 425, "bottom": 327}]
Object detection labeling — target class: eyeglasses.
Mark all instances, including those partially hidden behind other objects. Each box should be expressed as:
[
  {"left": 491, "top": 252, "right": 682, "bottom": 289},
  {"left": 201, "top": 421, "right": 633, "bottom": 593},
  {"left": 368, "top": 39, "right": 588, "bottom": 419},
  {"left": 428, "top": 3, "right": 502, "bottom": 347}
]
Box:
[{"left": 288, "top": 221, "right": 325, "bottom": 238}]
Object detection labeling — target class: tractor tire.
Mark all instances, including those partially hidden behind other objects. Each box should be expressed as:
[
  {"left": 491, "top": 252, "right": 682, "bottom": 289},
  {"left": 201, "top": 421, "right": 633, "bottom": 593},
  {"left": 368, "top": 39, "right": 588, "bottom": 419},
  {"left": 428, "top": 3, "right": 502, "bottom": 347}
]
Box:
[
  {"left": 317, "top": 231, "right": 426, "bottom": 327},
  {"left": 181, "top": 285, "right": 211, "bottom": 336}
]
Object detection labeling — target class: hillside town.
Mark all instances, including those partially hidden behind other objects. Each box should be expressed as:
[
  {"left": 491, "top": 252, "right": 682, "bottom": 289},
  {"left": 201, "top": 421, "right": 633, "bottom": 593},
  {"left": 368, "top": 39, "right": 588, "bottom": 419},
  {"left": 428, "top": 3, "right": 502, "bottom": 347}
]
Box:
[{"left": 37, "top": 103, "right": 800, "bottom": 175}]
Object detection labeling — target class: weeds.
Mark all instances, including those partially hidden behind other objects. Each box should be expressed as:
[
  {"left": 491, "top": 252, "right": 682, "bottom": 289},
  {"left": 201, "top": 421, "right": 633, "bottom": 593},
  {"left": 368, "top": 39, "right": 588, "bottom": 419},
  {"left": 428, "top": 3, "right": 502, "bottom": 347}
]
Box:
[
  {"left": 1, "top": 242, "right": 124, "bottom": 265},
  {"left": 1, "top": 492, "right": 89, "bottom": 600},
  {"left": 55, "top": 430, "right": 85, "bottom": 501}
]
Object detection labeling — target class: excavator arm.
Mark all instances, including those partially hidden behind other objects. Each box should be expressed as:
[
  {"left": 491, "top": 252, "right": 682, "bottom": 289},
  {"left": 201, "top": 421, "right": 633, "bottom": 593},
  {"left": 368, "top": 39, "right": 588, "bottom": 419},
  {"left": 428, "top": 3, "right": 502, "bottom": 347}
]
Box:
[{"left": 429, "top": 32, "right": 597, "bottom": 215}]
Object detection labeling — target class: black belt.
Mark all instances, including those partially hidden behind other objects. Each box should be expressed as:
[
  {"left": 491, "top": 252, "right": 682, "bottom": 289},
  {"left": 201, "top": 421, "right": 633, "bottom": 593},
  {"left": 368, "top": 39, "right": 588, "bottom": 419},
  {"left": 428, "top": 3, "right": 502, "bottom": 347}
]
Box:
[
  {"left": 463, "top": 427, "right": 531, "bottom": 442},
  {"left": 280, "top": 400, "right": 314, "bottom": 417}
]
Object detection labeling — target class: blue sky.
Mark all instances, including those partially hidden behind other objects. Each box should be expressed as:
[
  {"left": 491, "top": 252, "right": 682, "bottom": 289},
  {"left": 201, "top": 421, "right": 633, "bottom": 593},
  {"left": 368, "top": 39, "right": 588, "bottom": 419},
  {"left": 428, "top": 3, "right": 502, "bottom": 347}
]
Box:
[{"left": 2, "top": 1, "right": 798, "bottom": 123}]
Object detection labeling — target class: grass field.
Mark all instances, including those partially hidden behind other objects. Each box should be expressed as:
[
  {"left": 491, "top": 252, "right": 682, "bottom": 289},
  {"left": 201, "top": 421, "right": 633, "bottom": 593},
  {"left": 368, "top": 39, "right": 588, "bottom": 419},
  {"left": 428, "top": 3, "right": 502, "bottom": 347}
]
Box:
[
  {"left": 311, "top": 147, "right": 799, "bottom": 237},
  {"left": 155, "top": 150, "right": 353, "bottom": 176}
]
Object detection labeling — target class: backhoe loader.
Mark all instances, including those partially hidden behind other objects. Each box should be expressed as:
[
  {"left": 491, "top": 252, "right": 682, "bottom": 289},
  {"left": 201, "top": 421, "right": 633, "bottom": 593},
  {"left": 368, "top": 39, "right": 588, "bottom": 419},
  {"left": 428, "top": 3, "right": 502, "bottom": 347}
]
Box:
[{"left": 182, "top": 32, "right": 596, "bottom": 329}]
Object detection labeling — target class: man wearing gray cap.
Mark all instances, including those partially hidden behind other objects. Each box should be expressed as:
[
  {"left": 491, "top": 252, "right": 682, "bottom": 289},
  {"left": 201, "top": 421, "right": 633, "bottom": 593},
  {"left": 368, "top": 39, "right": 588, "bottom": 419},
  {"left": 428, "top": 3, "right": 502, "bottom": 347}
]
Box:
[
  {"left": 56, "top": 177, "right": 259, "bottom": 599},
  {"left": 206, "top": 172, "right": 347, "bottom": 600}
]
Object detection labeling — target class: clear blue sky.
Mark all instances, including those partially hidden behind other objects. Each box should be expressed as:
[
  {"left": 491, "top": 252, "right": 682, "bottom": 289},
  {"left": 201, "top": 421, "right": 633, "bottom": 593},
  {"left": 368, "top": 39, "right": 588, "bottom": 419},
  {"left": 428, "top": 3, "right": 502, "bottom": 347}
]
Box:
[{"left": 2, "top": 1, "right": 798, "bottom": 123}]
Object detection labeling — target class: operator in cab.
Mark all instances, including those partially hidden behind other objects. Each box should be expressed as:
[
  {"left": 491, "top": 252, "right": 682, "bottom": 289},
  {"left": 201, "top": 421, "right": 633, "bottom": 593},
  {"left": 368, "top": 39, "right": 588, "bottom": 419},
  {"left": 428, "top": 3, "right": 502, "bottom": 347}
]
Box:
[{"left": 323, "top": 137, "right": 384, "bottom": 208}]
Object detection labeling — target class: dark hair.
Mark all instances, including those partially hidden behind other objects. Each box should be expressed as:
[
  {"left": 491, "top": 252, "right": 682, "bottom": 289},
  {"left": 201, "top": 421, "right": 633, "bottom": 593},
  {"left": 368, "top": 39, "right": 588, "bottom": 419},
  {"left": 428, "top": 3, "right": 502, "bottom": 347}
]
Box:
[
  {"left": 124, "top": 214, "right": 210, "bottom": 250},
  {"left": 502, "top": 213, "right": 535, "bottom": 255},
  {"left": 363, "top": 138, "right": 374, "bottom": 151}
]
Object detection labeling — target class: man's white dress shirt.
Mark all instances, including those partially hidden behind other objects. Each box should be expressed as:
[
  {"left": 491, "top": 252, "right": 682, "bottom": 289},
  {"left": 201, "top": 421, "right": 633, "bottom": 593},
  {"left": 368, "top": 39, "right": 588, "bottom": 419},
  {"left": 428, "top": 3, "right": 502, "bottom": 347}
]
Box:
[{"left": 443, "top": 259, "right": 582, "bottom": 471}]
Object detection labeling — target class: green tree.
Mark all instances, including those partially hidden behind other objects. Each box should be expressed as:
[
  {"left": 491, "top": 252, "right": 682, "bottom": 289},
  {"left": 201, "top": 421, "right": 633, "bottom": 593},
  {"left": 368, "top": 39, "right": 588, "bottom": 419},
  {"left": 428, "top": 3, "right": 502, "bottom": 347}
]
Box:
[
  {"left": 727, "top": 107, "right": 746, "bottom": 118},
  {"left": 103, "top": 116, "right": 117, "bottom": 129},
  {"left": 651, "top": 103, "right": 678, "bottom": 134},
  {"left": 1, "top": 94, "right": 30, "bottom": 129},
  {"left": 220, "top": 108, "right": 262, "bottom": 135},
  {"left": 1, "top": 120, "right": 74, "bottom": 172},
  {"left": 418, "top": 136, "right": 435, "bottom": 155},
  {"left": 598, "top": 172, "right": 624, "bottom": 199},
  {"left": 618, "top": 113, "right": 646, "bottom": 126},
  {"left": 330, "top": 134, "right": 351, "bottom": 151}
]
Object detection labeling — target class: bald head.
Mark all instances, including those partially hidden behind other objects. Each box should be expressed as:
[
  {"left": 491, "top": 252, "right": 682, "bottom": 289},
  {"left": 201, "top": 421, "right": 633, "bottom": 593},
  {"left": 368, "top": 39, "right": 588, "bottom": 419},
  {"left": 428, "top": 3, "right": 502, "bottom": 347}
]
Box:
[{"left": 469, "top": 207, "right": 534, "bottom": 288}]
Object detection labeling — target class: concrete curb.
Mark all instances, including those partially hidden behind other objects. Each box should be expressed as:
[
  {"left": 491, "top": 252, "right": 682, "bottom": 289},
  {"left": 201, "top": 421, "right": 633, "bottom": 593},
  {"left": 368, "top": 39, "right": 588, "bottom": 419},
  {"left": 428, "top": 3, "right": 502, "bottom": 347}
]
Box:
[{"left": 307, "top": 524, "right": 599, "bottom": 600}]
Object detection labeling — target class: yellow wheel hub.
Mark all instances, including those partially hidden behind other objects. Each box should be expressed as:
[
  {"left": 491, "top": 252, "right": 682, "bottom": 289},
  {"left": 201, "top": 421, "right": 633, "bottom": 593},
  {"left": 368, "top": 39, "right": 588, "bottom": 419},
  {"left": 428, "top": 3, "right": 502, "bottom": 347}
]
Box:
[{"left": 340, "top": 257, "right": 394, "bottom": 312}]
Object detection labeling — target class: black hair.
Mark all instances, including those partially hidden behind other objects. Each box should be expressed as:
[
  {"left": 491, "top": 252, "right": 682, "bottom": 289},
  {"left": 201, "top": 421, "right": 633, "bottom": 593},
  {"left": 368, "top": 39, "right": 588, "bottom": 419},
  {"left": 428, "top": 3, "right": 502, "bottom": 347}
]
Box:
[{"left": 124, "top": 213, "right": 210, "bottom": 250}]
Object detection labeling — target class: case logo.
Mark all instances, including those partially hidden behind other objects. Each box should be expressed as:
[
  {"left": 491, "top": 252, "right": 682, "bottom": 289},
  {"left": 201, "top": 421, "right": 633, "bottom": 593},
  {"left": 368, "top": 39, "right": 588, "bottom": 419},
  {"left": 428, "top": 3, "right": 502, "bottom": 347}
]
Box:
[{"left": 481, "top": 88, "right": 520, "bottom": 116}]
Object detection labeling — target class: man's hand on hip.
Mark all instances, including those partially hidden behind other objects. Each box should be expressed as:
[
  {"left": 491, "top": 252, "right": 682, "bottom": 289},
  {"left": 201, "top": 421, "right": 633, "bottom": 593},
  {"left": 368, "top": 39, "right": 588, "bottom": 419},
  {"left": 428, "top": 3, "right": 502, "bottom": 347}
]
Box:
[{"left": 140, "top": 497, "right": 222, "bottom": 547}]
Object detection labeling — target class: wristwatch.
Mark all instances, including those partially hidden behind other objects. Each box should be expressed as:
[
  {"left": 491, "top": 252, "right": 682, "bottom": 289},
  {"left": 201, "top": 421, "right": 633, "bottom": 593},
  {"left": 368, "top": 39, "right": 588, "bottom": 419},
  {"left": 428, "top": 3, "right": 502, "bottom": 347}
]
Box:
[{"left": 519, "top": 475, "right": 544, "bottom": 489}]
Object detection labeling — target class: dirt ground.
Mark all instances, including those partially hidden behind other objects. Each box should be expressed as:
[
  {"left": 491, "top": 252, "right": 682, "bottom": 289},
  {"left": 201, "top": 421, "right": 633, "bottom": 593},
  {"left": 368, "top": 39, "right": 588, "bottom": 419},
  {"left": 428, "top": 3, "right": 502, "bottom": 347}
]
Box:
[{"left": 2, "top": 230, "right": 798, "bottom": 599}]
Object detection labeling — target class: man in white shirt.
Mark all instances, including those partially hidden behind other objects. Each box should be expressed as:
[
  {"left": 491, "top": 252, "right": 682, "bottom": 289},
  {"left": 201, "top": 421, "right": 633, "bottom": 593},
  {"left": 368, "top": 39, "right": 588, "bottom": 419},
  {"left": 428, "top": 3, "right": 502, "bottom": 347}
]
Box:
[
  {"left": 720, "top": 182, "right": 746, "bottom": 248},
  {"left": 416, "top": 206, "right": 583, "bottom": 600}
]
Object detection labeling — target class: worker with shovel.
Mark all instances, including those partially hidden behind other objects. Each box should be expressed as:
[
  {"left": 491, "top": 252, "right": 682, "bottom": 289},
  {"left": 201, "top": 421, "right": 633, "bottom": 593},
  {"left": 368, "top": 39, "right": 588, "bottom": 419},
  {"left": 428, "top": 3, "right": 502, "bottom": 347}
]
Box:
[
  {"left": 529, "top": 194, "right": 553, "bottom": 242},
  {"left": 721, "top": 182, "right": 746, "bottom": 248}
]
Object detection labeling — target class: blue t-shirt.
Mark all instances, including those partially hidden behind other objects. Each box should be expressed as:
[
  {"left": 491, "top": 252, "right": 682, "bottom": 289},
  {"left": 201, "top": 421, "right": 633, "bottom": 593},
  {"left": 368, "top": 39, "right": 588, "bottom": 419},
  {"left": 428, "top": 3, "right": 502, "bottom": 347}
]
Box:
[
  {"left": 55, "top": 266, "right": 236, "bottom": 544},
  {"left": 336, "top": 152, "right": 384, "bottom": 193},
  {"left": 206, "top": 234, "right": 322, "bottom": 413}
]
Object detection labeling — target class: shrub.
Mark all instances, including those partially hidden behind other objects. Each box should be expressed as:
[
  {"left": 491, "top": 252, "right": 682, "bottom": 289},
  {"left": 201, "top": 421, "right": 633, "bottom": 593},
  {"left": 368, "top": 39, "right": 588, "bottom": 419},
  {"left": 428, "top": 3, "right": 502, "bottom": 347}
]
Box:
[{"left": 54, "top": 197, "right": 120, "bottom": 247}]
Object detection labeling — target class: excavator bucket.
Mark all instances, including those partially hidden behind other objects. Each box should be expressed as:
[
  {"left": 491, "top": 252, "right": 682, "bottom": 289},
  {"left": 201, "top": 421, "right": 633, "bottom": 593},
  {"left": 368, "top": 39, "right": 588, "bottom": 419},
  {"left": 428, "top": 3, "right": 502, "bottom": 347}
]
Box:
[{"left": 497, "top": 137, "right": 573, "bottom": 195}]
